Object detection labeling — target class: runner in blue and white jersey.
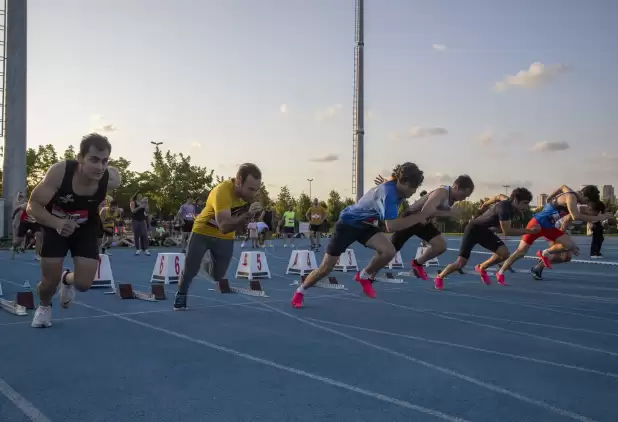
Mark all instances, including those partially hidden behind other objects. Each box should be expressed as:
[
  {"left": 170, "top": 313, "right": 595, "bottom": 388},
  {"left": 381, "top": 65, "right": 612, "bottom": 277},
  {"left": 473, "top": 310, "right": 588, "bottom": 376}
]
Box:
[{"left": 291, "top": 163, "right": 429, "bottom": 309}]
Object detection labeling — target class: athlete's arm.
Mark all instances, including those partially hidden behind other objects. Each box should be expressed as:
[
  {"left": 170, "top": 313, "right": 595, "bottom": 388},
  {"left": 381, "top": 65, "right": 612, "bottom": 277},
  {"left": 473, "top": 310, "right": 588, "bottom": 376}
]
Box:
[
  {"left": 559, "top": 215, "right": 573, "bottom": 232},
  {"left": 26, "top": 162, "right": 66, "bottom": 230},
  {"left": 417, "top": 189, "right": 451, "bottom": 218},
  {"left": 546, "top": 185, "right": 573, "bottom": 203},
  {"left": 99, "top": 207, "right": 108, "bottom": 220},
  {"left": 305, "top": 208, "right": 311, "bottom": 221},
  {"left": 495, "top": 203, "right": 532, "bottom": 235},
  {"left": 107, "top": 166, "right": 121, "bottom": 190},
  {"left": 480, "top": 194, "right": 508, "bottom": 211},
  {"left": 565, "top": 195, "right": 607, "bottom": 222},
  {"left": 212, "top": 190, "right": 250, "bottom": 234}
]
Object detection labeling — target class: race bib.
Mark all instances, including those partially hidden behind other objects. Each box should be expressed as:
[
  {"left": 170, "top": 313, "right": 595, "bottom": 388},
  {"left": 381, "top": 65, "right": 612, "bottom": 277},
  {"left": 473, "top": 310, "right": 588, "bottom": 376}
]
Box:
[
  {"left": 51, "top": 206, "right": 89, "bottom": 224},
  {"left": 185, "top": 213, "right": 195, "bottom": 220}
]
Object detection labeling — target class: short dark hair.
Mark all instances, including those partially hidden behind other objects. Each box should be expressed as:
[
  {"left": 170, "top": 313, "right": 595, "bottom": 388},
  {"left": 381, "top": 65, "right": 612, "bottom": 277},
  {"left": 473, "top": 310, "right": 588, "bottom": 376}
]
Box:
[
  {"left": 591, "top": 201, "right": 606, "bottom": 213},
  {"left": 510, "top": 187, "right": 532, "bottom": 202},
  {"left": 79, "top": 133, "right": 112, "bottom": 157},
  {"left": 392, "top": 162, "right": 424, "bottom": 188},
  {"left": 580, "top": 185, "right": 600, "bottom": 203},
  {"left": 237, "top": 163, "right": 262, "bottom": 184},
  {"left": 453, "top": 175, "right": 474, "bottom": 192}
]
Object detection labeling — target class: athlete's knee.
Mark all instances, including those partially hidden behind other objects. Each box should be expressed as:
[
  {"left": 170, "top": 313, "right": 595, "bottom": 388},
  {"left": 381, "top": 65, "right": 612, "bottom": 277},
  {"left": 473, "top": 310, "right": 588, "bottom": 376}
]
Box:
[
  {"left": 377, "top": 243, "right": 397, "bottom": 261},
  {"left": 496, "top": 246, "right": 510, "bottom": 261},
  {"left": 428, "top": 236, "right": 447, "bottom": 254},
  {"left": 317, "top": 254, "right": 338, "bottom": 274}
]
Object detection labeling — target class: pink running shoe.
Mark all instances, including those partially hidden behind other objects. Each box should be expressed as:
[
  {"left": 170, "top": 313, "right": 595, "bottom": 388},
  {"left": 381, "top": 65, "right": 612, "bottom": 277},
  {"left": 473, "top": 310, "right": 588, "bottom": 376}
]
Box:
[
  {"left": 411, "top": 260, "right": 428, "bottom": 280},
  {"left": 434, "top": 276, "right": 444, "bottom": 290},
  {"left": 496, "top": 272, "right": 507, "bottom": 286},
  {"left": 291, "top": 292, "right": 304, "bottom": 308},
  {"left": 536, "top": 250, "right": 552, "bottom": 269},
  {"left": 354, "top": 272, "right": 376, "bottom": 298},
  {"left": 475, "top": 265, "right": 492, "bottom": 286}
]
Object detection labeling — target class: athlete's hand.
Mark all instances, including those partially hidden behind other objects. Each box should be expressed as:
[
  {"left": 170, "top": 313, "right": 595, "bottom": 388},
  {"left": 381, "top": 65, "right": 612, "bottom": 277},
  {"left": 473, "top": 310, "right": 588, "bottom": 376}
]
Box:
[
  {"left": 374, "top": 175, "right": 386, "bottom": 186},
  {"left": 56, "top": 219, "right": 79, "bottom": 237},
  {"left": 600, "top": 212, "right": 614, "bottom": 221},
  {"left": 526, "top": 224, "right": 541, "bottom": 234},
  {"left": 572, "top": 246, "right": 580, "bottom": 256},
  {"left": 248, "top": 202, "right": 263, "bottom": 215}
]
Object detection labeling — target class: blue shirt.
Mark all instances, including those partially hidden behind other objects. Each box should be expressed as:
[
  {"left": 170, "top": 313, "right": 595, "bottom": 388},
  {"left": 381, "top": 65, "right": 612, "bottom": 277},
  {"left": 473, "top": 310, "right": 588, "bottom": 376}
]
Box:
[
  {"left": 339, "top": 180, "right": 403, "bottom": 228},
  {"left": 534, "top": 193, "right": 572, "bottom": 228}
]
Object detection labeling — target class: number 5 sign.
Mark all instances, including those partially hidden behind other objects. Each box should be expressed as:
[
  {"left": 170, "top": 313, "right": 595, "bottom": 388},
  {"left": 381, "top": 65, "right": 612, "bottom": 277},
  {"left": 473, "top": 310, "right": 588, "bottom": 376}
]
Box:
[{"left": 150, "top": 253, "right": 185, "bottom": 284}]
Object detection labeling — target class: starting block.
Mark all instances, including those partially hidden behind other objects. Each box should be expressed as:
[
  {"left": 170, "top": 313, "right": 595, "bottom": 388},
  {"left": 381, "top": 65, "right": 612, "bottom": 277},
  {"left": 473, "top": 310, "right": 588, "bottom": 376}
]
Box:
[
  {"left": 415, "top": 246, "right": 440, "bottom": 267},
  {"left": 116, "top": 283, "right": 159, "bottom": 301},
  {"left": 151, "top": 253, "right": 184, "bottom": 284},
  {"left": 333, "top": 249, "right": 359, "bottom": 272},
  {"left": 374, "top": 272, "right": 404, "bottom": 284},
  {"left": 92, "top": 254, "right": 117, "bottom": 290},
  {"left": 291, "top": 275, "right": 346, "bottom": 290},
  {"left": 385, "top": 252, "right": 404, "bottom": 269},
  {"left": 286, "top": 249, "right": 318, "bottom": 276},
  {"left": 235, "top": 251, "right": 271, "bottom": 279},
  {"left": 215, "top": 278, "right": 268, "bottom": 297},
  {"left": 0, "top": 283, "right": 32, "bottom": 315}
]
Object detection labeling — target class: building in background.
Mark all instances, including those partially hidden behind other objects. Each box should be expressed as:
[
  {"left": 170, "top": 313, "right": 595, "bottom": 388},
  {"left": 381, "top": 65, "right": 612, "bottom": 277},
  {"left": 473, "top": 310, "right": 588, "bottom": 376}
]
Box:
[
  {"left": 601, "top": 185, "right": 615, "bottom": 203},
  {"left": 537, "top": 193, "right": 548, "bottom": 208}
]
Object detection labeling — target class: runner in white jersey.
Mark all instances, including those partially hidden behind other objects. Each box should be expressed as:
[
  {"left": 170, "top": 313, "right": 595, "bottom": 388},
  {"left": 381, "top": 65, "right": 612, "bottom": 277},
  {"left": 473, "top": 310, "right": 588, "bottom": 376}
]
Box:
[{"left": 389, "top": 175, "right": 475, "bottom": 282}]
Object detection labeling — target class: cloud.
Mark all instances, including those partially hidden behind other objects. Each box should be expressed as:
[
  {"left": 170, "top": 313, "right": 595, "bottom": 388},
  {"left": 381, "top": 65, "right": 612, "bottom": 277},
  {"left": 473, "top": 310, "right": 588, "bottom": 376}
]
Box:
[
  {"left": 530, "top": 140, "right": 570, "bottom": 152},
  {"left": 432, "top": 43, "right": 446, "bottom": 51},
  {"left": 495, "top": 62, "right": 568, "bottom": 92},
  {"left": 408, "top": 126, "right": 448, "bottom": 138},
  {"left": 190, "top": 141, "right": 201, "bottom": 149},
  {"left": 279, "top": 104, "right": 288, "bottom": 114},
  {"left": 476, "top": 130, "right": 493, "bottom": 146},
  {"left": 89, "top": 114, "right": 117, "bottom": 133},
  {"left": 315, "top": 104, "right": 342, "bottom": 121},
  {"left": 309, "top": 154, "right": 339, "bottom": 163}
]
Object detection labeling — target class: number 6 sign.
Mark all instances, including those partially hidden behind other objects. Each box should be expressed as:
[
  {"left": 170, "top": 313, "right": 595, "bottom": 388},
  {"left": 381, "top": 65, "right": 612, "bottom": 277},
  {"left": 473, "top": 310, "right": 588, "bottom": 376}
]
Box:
[{"left": 151, "top": 253, "right": 185, "bottom": 284}]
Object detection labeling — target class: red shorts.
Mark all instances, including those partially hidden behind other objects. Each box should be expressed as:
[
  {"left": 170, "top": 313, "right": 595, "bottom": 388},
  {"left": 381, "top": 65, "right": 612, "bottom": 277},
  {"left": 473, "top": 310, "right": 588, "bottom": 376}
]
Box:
[{"left": 521, "top": 218, "right": 565, "bottom": 245}]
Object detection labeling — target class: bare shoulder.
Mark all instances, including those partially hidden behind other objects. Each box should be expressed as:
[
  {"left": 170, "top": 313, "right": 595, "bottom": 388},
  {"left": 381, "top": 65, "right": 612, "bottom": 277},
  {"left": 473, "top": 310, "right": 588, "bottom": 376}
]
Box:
[{"left": 43, "top": 161, "right": 67, "bottom": 188}]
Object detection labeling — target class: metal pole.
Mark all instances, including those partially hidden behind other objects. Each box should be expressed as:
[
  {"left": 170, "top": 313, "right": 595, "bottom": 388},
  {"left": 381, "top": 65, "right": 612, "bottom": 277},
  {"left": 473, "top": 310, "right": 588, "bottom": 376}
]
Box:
[
  {"left": 503, "top": 185, "right": 510, "bottom": 196},
  {"left": 1, "top": 0, "right": 27, "bottom": 237},
  {"left": 307, "top": 178, "right": 313, "bottom": 198},
  {"left": 353, "top": 0, "right": 364, "bottom": 202}
]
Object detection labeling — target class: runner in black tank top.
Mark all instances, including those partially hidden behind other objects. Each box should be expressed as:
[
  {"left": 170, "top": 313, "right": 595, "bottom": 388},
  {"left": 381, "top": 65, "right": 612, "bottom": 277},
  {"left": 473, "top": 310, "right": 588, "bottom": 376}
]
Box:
[{"left": 25, "top": 134, "right": 122, "bottom": 328}]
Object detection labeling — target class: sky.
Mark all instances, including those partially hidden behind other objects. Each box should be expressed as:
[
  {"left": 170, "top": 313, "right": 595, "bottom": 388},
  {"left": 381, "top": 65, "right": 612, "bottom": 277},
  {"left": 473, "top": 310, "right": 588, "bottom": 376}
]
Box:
[{"left": 22, "top": 0, "right": 618, "bottom": 201}]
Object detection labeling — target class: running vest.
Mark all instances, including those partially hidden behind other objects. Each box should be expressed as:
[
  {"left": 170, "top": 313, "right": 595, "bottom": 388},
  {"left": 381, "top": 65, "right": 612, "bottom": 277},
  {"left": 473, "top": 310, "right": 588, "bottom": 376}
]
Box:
[
  {"left": 132, "top": 204, "right": 147, "bottom": 221},
  {"left": 102, "top": 208, "right": 120, "bottom": 229},
  {"left": 534, "top": 192, "right": 574, "bottom": 227},
  {"left": 46, "top": 160, "right": 109, "bottom": 227},
  {"left": 407, "top": 186, "right": 453, "bottom": 214},
  {"left": 283, "top": 211, "right": 295, "bottom": 227}
]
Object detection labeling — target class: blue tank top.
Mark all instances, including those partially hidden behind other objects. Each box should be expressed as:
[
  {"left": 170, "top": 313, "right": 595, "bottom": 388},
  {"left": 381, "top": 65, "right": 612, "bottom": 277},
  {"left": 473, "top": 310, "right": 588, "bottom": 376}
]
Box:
[{"left": 534, "top": 192, "right": 573, "bottom": 228}]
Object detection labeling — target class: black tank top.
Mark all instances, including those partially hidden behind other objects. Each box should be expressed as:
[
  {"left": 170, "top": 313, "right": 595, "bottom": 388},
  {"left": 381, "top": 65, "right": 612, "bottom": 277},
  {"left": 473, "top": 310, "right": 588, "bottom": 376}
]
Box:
[
  {"left": 132, "top": 205, "right": 146, "bottom": 221},
  {"left": 46, "top": 160, "right": 109, "bottom": 227},
  {"left": 263, "top": 210, "right": 273, "bottom": 224}
]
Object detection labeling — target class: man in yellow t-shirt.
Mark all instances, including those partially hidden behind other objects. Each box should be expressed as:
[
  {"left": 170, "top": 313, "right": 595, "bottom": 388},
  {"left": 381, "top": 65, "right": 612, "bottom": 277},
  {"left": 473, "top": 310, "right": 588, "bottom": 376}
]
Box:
[
  {"left": 305, "top": 198, "right": 326, "bottom": 251},
  {"left": 174, "top": 163, "right": 263, "bottom": 310}
]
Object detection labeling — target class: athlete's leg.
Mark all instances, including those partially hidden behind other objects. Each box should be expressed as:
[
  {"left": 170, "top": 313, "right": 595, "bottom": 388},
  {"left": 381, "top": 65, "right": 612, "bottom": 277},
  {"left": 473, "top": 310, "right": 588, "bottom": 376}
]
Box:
[
  {"left": 530, "top": 240, "right": 572, "bottom": 279},
  {"left": 436, "top": 224, "right": 477, "bottom": 289},
  {"left": 292, "top": 221, "right": 366, "bottom": 307},
  {"left": 174, "top": 233, "right": 213, "bottom": 310},
  {"left": 363, "top": 233, "right": 397, "bottom": 275}
]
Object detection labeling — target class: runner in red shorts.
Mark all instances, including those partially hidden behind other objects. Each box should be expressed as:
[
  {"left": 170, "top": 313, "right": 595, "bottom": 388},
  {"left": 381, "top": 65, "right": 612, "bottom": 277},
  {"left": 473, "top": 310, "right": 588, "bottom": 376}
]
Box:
[{"left": 495, "top": 185, "right": 613, "bottom": 284}]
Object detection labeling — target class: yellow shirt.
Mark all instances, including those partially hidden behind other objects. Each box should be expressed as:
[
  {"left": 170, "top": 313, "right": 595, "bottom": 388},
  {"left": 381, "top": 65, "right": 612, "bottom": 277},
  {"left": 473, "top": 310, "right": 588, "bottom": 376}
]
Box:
[
  {"left": 101, "top": 208, "right": 120, "bottom": 229},
  {"left": 193, "top": 179, "right": 247, "bottom": 240},
  {"left": 307, "top": 206, "right": 326, "bottom": 225}
]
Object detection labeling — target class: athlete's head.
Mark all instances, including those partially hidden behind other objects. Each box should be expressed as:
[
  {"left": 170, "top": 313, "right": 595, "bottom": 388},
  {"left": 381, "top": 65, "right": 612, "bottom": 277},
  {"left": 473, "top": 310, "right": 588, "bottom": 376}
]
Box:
[
  {"left": 392, "top": 162, "right": 424, "bottom": 198},
  {"left": 131, "top": 191, "right": 143, "bottom": 202},
  {"left": 509, "top": 187, "right": 533, "bottom": 211},
  {"left": 109, "top": 200, "right": 118, "bottom": 211},
  {"left": 186, "top": 196, "right": 194, "bottom": 205},
  {"left": 235, "top": 163, "right": 262, "bottom": 202},
  {"left": 313, "top": 198, "right": 319, "bottom": 206},
  {"left": 78, "top": 133, "right": 112, "bottom": 181},
  {"left": 580, "top": 185, "right": 600, "bottom": 204},
  {"left": 452, "top": 175, "right": 474, "bottom": 201}
]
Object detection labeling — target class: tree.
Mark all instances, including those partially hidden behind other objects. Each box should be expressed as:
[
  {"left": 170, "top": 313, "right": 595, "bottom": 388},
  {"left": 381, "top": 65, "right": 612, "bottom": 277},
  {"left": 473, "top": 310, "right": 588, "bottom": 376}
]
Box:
[
  {"left": 342, "top": 197, "right": 355, "bottom": 207},
  {"left": 63, "top": 145, "right": 76, "bottom": 160},
  {"left": 326, "top": 189, "right": 344, "bottom": 222},
  {"left": 275, "top": 185, "right": 295, "bottom": 216},
  {"left": 255, "top": 182, "right": 271, "bottom": 207},
  {"left": 26, "top": 144, "right": 59, "bottom": 193},
  {"left": 295, "top": 193, "right": 312, "bottom": 221}
]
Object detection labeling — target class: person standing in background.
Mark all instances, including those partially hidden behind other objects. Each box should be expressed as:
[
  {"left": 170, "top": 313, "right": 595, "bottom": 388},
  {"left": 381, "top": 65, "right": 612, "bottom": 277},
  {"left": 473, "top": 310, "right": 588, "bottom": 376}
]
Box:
[
  {"left": 279, "top": 207, "right": 296, "bottom": 248},
  {"left": 129, "top": 191, "right": 151, "bottom": 256},
  {"left": 589, "top": 202, "right": 606, "bottom": 259}
]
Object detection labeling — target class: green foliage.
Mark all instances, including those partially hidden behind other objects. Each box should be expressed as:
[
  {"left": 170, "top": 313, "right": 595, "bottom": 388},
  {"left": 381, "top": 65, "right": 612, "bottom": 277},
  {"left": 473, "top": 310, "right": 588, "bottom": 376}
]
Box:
[
  {"left": 326, "top": 190, "right": 344, "bottom": 222},
  {"left": 295, "top": 193, "right": 312, "bottom": 221},
  {"left": 275, "top": 185, "right": 295, "bottom": 216},
  {"left": 256, "top": 182, "right": 271, "bottom": 207}
]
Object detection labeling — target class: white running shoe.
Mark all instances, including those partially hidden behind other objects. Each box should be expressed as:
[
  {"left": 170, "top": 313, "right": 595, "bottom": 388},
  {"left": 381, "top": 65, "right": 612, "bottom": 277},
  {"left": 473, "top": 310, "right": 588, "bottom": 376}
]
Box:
[
  {"left": 144, "top": 250, "right": 151, "bottom": 256},
  {"left": 135, "top": 249, "right": 141, "bottom": 256},
  {"left": 31, "top": 305, "right": 52, "bottom": 328},
  {"left": 58, "top": 269, "right": 75, "bottom": 309}
]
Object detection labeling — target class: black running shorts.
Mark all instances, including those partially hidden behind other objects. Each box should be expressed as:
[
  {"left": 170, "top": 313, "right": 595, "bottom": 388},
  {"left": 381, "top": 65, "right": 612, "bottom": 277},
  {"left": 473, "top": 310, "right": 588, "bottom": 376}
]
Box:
[
  {"left": 40, "top": 224, "right": 99, "bottom": 260},
  {"left": 458, "top": 223, "right": 505, "bottom": 260},
  {"left": 326, "top": 220, "right": 380, "bottom": 257}
]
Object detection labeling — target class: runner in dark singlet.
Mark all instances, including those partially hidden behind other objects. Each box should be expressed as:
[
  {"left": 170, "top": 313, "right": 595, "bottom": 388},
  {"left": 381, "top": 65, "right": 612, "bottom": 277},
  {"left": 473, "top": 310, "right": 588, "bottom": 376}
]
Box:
[
  {"left": 496, "top": 185, "right": 613, "bottom": 284},
  {"left": 435, "top": 188, "right": 538, "bottom": 289},
  {"left": 26, "top": 133, "right": 121, "bottom": 328}
]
